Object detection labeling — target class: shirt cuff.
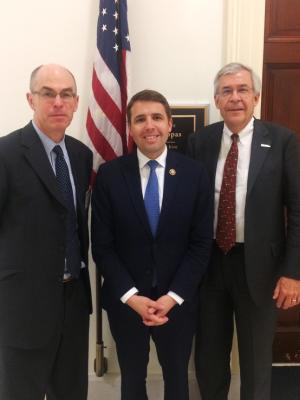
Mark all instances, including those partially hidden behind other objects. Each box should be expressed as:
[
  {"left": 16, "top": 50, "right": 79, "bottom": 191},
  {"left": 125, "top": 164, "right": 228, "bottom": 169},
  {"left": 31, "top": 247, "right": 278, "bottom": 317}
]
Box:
[
  {"left": 168, "top": 291, "right": 184, "bottom": 305},
  {"left": 121, "top": 287, "right": 139, "bottom": 304}
]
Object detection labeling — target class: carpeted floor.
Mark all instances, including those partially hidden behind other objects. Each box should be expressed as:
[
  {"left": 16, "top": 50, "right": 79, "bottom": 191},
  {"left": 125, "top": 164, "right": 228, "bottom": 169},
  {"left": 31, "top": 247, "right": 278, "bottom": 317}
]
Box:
[{"left": 272, "top": 367, "right": 300, "bottom": 399}]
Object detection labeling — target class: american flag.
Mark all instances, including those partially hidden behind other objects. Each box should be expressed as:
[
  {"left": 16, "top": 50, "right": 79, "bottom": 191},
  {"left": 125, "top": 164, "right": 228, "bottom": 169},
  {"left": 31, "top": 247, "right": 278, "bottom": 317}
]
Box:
[{"left": 86, "top": 0, "right": 132, "bottom": 177}]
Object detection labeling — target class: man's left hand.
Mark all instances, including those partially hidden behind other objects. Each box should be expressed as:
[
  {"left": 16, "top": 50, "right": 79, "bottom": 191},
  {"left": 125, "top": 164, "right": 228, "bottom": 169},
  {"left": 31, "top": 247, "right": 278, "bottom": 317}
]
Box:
[
  {"left": 154, "top": 295, "right": 177, "bottom": 317},
  {"left": 273, "top": 276, "right": 300, "bottom": 309}
]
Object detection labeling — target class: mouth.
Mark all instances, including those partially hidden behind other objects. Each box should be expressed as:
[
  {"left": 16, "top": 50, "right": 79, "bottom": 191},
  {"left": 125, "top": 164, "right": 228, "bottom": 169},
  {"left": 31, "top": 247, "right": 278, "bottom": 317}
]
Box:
[
  {"left": 228, "top": 108, "right": 244, "bottom": 112},
  {"left": 143, "top": 134, "right": 159, "bottom": 143},
  {"left": 50, "top": 114, "right": 67, "bottom": 118}
]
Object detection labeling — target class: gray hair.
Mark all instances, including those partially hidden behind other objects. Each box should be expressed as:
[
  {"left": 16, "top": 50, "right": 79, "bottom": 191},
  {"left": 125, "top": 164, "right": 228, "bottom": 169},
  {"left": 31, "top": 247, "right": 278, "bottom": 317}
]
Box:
[{"left": 214, "top": 62, "right": 261, "bottom": 96}]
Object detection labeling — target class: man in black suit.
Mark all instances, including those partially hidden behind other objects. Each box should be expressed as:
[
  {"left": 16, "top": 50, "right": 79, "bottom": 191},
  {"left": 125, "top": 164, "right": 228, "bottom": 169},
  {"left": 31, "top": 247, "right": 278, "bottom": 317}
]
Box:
[
  {"left": 0, "top": 64, "right": 92, "bottom": 400},
  {"left": 92, "top": 89, "right": 213, "bottom": 400},
  {"left": 187, "top": 62, "right": 300, "bottom": 400}
]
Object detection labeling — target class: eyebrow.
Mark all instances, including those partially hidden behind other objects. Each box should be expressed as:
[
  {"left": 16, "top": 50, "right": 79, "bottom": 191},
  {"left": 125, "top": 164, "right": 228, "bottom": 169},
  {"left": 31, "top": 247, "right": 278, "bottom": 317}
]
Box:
[
  {"left": 39, "top": 86, "right": 75, "bottom": 92},
  {"left": 134, "top": 112, "right": 164, "bottom": 118},
  {"left": 221, "top": 84, "right": 250, "bottom": 89}
]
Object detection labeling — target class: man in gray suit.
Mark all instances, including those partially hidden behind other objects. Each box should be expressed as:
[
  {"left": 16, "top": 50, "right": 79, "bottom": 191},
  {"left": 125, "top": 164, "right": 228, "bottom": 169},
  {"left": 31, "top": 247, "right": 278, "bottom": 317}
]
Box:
[
  {"left": 187, "top": 62, "right": 300, "bottom": 400},
  {"left": 0, "top": 64, "right": 92, "bottom": 400}
]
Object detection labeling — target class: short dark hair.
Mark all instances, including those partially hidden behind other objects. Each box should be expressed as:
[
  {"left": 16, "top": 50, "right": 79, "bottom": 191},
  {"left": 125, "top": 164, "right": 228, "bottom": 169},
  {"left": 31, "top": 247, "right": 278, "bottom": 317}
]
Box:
[{"left": 127, "top": 89, "right": 172, "bottom": 124}]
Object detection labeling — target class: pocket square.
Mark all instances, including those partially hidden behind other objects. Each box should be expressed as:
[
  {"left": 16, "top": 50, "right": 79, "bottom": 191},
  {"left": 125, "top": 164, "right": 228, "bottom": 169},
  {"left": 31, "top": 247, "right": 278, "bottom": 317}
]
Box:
[{"left": 261, "top": 143, "right": 271, "bottom": 148}]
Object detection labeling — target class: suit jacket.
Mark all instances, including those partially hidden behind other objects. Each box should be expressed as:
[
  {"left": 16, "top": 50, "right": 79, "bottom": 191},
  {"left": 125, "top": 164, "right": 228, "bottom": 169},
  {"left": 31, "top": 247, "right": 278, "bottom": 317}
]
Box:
[
  {"left": 187, "top": 119, "right": 300, "bottom": 305},
  {"left": 91, "top": 150, "right": 213, "bottom": 310},
  {"left": 0, "top": 122, "right": 93, "bottom": 348}
]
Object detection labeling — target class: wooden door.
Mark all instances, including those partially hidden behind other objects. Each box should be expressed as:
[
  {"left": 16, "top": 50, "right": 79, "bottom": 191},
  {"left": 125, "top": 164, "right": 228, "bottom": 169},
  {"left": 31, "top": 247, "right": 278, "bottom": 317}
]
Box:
[{"left": 262, "top": 0, "right": 300, "bottom": 363}]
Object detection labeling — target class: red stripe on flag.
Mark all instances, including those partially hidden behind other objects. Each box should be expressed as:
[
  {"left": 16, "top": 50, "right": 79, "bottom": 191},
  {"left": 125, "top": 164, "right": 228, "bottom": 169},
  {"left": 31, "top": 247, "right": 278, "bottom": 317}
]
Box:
[
  {"left": 86, "top": 110, "right": 117, "bottom": 162},
  {"left": 92, "top": 69, "right": 123, "bottom": 135},
  {"left": 120, "top": 50, "right": 131, "bottom": 154}
]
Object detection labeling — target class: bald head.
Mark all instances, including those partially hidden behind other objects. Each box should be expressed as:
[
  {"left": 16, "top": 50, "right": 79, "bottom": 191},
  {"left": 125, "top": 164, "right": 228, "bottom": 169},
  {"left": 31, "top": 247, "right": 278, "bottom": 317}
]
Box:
[{"left": 29, "top": 64, "right": 77, "bottom": 94}]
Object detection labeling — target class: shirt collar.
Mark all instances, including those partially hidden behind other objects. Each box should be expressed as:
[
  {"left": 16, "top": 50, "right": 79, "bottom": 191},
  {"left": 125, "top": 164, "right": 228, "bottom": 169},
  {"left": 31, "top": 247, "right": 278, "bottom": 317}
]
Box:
[
  {"left": 32, "top": 120, "right": 67, "bottom": 156},
  {"left": 137, "top": 146, "right": 168, "bottom": 170},
  {"left": 223, "top": 117, "right": 254, "bottom": 142}
]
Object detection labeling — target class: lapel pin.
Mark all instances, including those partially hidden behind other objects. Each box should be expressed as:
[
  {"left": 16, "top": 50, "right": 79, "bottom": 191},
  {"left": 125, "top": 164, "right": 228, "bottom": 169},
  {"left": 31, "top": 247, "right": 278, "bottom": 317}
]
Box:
[
  {"left": 169, "top": 168, "right": 176, "bottom": 176},
  {"left": 261, "top": 144, "right": 271, "bottom": 148}
]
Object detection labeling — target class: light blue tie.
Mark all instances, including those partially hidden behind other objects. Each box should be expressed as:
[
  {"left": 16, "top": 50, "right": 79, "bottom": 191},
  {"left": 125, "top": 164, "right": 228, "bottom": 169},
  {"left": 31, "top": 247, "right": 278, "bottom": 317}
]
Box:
[{"left": 144, "top": 160, "right": 160, "bottom": 236}]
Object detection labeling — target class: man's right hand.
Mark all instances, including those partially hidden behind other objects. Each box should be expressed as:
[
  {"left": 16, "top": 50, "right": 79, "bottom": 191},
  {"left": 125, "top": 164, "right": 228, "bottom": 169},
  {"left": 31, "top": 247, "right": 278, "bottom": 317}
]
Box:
[{"left": 126, "top": 295, "right": 168, "bottom": 326}]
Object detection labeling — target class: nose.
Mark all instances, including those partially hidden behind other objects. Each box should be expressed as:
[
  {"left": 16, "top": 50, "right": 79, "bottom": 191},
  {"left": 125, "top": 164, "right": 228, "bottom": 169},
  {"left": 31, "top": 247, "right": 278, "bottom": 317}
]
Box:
[
  {"left": 145, "top": 117, "right": 154, "bottom": 129},
  {"left": 53, "top": 94, "right": 63, "bottom": 106},
  {"left": 230, "top": 89, "right": 242, "bottom": 101}
]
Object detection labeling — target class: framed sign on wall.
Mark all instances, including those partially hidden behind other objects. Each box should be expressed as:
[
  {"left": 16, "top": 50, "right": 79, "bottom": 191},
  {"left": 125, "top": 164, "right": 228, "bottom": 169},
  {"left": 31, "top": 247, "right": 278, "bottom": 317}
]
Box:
[{"left": 167, "top": 105, "right": 209, "bottom": 153}]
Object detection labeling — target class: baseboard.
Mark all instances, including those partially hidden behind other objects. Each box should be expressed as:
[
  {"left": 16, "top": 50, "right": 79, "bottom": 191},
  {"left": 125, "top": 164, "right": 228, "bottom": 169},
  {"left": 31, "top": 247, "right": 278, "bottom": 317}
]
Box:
[{"left": 88, "top": 372, "right": 240, "bottom": 400}]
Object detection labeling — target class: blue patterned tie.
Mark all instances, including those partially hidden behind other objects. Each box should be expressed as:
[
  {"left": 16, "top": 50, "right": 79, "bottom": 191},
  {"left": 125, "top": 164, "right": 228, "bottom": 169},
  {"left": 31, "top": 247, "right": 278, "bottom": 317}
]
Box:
[
  {"left": 53, "top": 145, "right": 81, "bottom": 278},
  {"left": 144, "top": 160, "right": 160, "bottom": 236}
]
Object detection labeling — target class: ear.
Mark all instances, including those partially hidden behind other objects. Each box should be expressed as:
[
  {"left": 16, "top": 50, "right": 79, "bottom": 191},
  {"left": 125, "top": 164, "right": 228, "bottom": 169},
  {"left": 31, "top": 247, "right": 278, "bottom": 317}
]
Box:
[
  {"left": 168, "top": 118, "right": 173, "bottom": 132},
  {"left": 253, "top": 93, "right": 260, "bottom": 107},
  {"left": 214, "top": 94, "right": 221, "bottom": 110},
  {"left": 73, "top": 95, "right": 79, "bottom": 112},
  {"left": 26, "top": 92, "right": 35, "bottom": 111}
]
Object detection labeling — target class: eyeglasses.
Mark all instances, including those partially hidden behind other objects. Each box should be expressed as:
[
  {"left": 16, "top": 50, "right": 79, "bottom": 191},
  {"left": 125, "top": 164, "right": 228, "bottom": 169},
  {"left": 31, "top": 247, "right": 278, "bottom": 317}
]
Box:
[
  {"left": 217, "top": 87, "right": 254, "bottom": 98},
  {"left": 32, "top": 89, "right": 77, "bottom": 103}
]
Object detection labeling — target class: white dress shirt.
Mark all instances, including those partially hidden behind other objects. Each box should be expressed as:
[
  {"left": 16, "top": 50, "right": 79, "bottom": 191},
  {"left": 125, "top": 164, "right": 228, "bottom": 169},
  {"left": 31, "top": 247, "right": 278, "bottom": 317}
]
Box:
[
  {"left": 214, "top": 118, "right": 254, "bottom": 242},
  {"left": 121, "top": 146, "right": 184, "bottom": 305}
]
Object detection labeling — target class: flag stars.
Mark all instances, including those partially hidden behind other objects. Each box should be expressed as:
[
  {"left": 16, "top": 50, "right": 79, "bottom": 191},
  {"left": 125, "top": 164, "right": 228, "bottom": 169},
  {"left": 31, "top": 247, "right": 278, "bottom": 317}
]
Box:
[
  {"left": 102, "top": 8, "right": 107, "bottom": 16},
  {"left": 113, "top": 27, "right": 119, "bottom": 35},
  {"left": 125, "top": 34, "right": 130, "bottom": 42},
  {"left": 113, "top": 43, "right": 119, "bottom": 52},
  {"left": 113, "top": 11, "right": 119, "bottom": 20},
  {"left": 102, "top": 24, "right": 107, "bottom": 32}
]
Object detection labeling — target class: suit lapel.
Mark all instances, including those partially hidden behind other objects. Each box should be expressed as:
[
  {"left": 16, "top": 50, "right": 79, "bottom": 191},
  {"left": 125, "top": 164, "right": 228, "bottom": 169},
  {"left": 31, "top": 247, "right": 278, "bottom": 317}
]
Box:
[
  {"left": 121, "top": 152, "right": 152, "bottom": 237},
  {"left": 65, "top": 137, "right": 85, "bottom": 215},
  {"left": 207, "top": 123, "right": 223, "bottom": 184},
  {"left": 156, "top": 151, "right": 179, "bottom": 237},
  {"left": 21, "top": 123, "right": 65, "bottom": 207},
  {"left": 247, "top": 120, "right": 272, "bottom": 194}
]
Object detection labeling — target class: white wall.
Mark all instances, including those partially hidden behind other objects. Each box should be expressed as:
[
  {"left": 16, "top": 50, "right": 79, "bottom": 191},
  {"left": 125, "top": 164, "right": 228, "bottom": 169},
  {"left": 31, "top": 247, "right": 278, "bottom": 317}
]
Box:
[
  {"left": 0, "top": 0, "right": 224, "bottom": 376},
  {"left": 0, "top": 0, "right": 224, "bottom": 137},
  {"left": 0, "top": 0, "right": 265, "bottom": 378}
]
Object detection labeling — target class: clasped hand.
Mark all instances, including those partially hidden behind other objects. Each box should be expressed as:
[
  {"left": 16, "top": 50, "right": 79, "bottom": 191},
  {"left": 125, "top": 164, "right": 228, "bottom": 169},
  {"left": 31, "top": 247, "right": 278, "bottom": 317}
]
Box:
[{"left": 126, "top": 294, "right": 177, "bottom": 326}]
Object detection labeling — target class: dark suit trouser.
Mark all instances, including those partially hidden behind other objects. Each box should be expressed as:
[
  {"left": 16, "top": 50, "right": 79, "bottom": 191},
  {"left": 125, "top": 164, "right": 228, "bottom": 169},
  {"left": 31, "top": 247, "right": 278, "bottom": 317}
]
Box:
[
  {"left": 0, "top": 277, "right": 90, "bottom": 400},
  {"left": 195, "top": 244, "right": 278, "bottom": 400},
  {"left": 107, "top": 292, "right": 197, "bottom": 400}
]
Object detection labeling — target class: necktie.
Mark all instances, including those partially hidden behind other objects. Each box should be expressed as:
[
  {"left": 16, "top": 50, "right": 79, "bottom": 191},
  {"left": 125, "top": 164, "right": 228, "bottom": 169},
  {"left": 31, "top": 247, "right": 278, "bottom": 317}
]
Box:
[
  {"left": 144, "top": 160, "right": 160, "bottom": 236},
  {"left": 216, "top": 134, "right": 239, "bottom": 254},
  {"left": 53, "top": 145, "right": 81, "bottom": 278}
]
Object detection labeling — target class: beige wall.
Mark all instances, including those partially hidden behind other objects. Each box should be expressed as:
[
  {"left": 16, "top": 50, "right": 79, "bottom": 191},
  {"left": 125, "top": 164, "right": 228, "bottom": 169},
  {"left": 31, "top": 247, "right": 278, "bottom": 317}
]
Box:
[{"left": 0, "top": 0, "right": 265, "bottom": 377}]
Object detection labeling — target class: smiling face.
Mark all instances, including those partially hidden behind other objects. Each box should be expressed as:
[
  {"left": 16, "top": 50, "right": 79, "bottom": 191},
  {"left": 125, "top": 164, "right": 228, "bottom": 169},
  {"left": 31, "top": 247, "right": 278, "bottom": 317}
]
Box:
[
  {"left": 26, "top": 64, "right": 79, "bottom": 142},
  {"left": 214, "top": 69, "right": 260, "bottom": 134},
  {"left": 129, "top": 100, "right": 172, "bottom": 159}
]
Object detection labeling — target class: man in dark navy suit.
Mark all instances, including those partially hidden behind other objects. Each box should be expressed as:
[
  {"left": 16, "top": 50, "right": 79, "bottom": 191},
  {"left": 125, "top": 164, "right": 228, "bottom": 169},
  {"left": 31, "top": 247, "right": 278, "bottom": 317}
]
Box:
[
  {"left": 0, "top": 64, "right": 92, "bottom": 400},
  {"left": 92, "top": 89, "right": 213, "bottom": 400}
]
